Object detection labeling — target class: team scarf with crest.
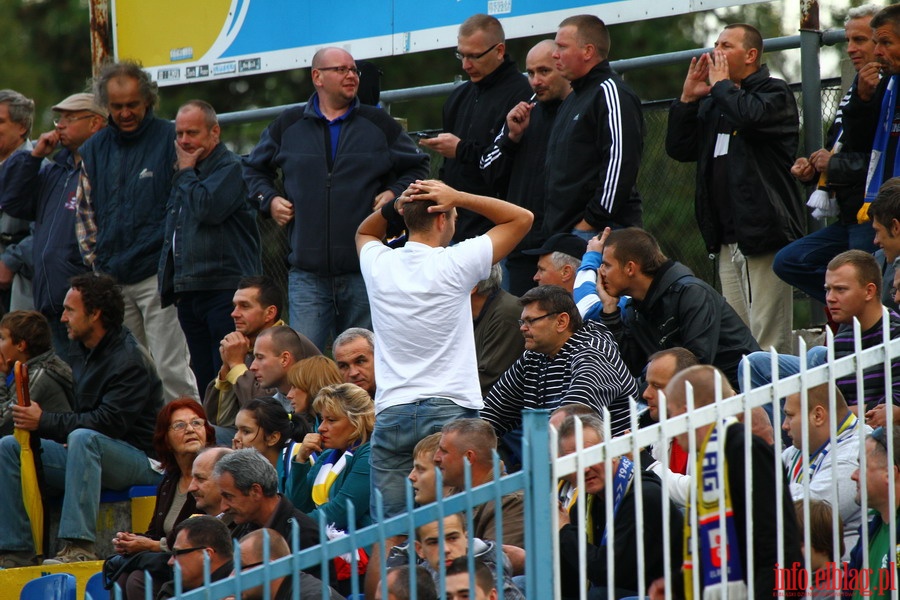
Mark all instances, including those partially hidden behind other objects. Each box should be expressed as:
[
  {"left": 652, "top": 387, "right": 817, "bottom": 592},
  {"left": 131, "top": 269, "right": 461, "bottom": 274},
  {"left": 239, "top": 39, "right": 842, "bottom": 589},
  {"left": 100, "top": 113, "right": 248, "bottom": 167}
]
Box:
[
  {"left": 683, "top": 418, "right": 747, "bottom": 600},
  {"left": 311, "top": 440, "right": 361, "bottom": 506},
  {"left": 858, "top": 75, "right": 900, "bottom": 223}
]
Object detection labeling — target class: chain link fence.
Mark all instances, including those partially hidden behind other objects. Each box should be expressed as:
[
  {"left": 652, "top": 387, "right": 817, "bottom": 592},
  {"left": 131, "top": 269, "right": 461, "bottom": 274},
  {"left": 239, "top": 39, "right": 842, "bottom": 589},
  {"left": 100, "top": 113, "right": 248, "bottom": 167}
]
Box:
[{"left": 249, "top": 79, "right": 848, "bottom": 326}]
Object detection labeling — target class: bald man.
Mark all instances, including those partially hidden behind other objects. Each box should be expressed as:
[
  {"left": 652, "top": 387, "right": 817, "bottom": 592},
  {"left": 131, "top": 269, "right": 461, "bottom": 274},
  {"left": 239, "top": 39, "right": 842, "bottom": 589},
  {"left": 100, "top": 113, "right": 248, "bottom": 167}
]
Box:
[
  {"left": 781, "top": 383, "right": 868, "bottom": 557},
  {"left": 243, "top": 46, "right": 429, "bottom": 351},
  {"left": 480, "top": 39, "right": 572, "bottom": 294}
]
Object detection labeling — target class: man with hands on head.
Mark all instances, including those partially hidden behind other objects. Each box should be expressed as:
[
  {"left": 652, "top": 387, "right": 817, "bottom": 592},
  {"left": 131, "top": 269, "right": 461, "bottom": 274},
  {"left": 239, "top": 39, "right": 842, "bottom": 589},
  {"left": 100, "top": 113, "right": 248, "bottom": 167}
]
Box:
[
  {"left": 0, "top": 93, "right": 105, "bottom": 354},
  {"left": 666, "top": 23, "right": 803, "bottom": 354}
]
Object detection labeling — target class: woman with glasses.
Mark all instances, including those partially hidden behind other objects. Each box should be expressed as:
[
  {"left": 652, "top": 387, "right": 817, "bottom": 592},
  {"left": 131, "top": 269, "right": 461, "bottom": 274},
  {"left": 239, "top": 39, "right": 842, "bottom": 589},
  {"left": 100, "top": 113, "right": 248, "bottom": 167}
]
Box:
[
  {"left": 287, "top": 383, "right": 375, "bottom": 530},
  {"left": 109, "top": 398, "right": 216, "bottom": 598},
  {"left": 233, "top": 397, "right": 307, "bottom": 492}
]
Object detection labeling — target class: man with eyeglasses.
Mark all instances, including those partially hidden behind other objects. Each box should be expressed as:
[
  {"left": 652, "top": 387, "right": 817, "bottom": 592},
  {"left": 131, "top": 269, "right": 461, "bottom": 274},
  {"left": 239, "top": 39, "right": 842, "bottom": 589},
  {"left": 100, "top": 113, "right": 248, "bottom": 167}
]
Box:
[
  {"left": 158, "top": 515, "right": 234, "bottom": 599},
  {"left": 0, "top": 272, "right": 163, "bottom": 566},
  {"left": 481, "top": 284, "right": 637, "bottom": 437},
  {"left": 244, "top": 46, "right": 429, "bottom": 353},
  {"left": 0, "top": 93, "right": 105, "bottom": 354},
  {"left": 847, "top": 424, "right": 900, "bottom": 600},
  {"left": 76, "top": 60, "right": 199, "bottom": 403},
  {"left": 419, "top": 13, "right": 531, "bottom": 243}
]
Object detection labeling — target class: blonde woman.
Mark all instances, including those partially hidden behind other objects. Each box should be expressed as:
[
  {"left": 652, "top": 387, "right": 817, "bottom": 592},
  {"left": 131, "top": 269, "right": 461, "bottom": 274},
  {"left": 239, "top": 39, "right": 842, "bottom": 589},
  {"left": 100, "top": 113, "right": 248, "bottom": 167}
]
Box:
[{"left": 287, "top": 383, "right": 374, "bottom": 529}]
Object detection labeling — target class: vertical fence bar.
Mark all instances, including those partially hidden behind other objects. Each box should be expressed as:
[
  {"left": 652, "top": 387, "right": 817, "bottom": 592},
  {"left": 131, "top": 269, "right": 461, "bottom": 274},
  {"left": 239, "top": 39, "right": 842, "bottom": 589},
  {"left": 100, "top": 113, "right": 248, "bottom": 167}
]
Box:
[{"left": 522, "top": 410, "right": 552, "bottom": 600}]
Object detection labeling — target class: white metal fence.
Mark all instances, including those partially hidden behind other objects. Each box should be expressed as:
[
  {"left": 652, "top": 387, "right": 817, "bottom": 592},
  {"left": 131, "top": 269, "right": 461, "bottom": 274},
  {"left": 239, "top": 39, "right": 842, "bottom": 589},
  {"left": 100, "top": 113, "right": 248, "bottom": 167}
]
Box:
[{"left": 165, "top": 315, "right": 898, "bottom": 600}]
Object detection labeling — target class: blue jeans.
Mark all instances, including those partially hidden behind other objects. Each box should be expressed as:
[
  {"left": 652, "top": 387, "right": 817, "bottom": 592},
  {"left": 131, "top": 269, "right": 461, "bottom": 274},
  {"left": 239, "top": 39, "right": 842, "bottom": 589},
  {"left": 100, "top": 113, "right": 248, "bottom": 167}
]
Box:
[
  {"left": 738, "top": 347, "right": 828, "bottom": 438},
  {"left": 0, "top": 429, "right": 161, "bottom": 551},
  {"left": 288, "top": 269, "right": 372, "bottom": 351},
  {"left": 176, "top": 289, "right": 236, "bottom": 395},
  {"left": 370, "top": 398, "right": 479, "bottom": 519},
  {"left": 773, "top": 222, "right": 877, "bottom": 304}
]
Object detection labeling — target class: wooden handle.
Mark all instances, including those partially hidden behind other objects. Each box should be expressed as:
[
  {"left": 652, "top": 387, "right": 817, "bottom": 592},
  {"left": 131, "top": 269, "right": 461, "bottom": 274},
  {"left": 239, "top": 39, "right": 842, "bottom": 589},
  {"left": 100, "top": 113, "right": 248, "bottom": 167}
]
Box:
[{"left": 14, "top": 361, "right": 30, "bottom": 407}]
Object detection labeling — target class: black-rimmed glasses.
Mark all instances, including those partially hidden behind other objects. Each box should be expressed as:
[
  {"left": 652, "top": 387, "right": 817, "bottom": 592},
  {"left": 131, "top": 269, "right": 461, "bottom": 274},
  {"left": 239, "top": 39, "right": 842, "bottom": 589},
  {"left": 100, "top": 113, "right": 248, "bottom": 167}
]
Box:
[
  {"left": 316, "top": 66, "right": 360, "bottom": 76},
  {"left": 455, "top": 43, "right": 499, "bottom": 62},
  {"left": 518, "top": 312, "right": 559, "bottom": 328}
]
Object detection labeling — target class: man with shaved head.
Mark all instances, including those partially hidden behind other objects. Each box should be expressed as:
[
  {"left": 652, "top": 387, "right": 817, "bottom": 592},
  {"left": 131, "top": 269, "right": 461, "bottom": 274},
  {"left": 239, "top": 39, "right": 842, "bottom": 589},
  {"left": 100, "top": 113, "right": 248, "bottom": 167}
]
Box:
[
  {"left": 664, "top": 365, "right": 802, "bottom": 599},
  {"left": 479, "top": 38, "right": 572, "bottom": 294},
  {"left": 780, "top": 383, "right": 867, "bottom": 557},
  {"left": 244, "top": 46, "right": 429, "bottom": 351}
]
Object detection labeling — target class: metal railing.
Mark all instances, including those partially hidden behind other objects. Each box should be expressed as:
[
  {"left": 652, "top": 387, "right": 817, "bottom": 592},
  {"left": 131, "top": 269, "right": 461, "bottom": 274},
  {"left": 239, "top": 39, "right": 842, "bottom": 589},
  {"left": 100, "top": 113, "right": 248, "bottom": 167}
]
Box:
[{"left": 159, "top": 314, "right": 899, "bottom": 599}]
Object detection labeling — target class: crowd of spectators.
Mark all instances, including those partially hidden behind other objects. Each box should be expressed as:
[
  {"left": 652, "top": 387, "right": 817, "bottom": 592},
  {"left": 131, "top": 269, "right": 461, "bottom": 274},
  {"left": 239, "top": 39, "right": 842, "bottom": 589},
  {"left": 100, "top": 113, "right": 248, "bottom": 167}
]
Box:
[{"left": 0, "top": 5, "right": 898, "bottom": 600}]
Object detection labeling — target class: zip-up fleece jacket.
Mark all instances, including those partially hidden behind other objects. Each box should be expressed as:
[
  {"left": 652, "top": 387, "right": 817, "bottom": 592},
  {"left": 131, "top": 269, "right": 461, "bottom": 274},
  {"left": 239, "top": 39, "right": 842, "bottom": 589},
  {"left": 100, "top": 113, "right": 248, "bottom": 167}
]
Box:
[
  {"left": 544, "top": 61, "right": 644, "bottom": 234},
  {"left": 243, "top": 95, "right": 429, "bottom": 276}
]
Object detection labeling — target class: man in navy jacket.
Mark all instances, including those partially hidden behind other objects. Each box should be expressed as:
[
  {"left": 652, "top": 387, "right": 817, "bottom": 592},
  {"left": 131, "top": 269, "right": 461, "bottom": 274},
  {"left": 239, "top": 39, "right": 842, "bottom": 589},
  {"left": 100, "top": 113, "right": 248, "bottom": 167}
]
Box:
[{"left": 244, "top": 47, "right": 429, "bottom": 351}]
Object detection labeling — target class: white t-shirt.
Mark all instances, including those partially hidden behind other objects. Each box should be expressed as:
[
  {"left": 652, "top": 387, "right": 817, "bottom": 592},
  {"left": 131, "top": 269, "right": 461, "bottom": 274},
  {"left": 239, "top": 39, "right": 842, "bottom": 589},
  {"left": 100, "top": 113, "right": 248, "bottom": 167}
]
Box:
[{"left": 359, "top": 236, "right": 493, "bottom": 413}]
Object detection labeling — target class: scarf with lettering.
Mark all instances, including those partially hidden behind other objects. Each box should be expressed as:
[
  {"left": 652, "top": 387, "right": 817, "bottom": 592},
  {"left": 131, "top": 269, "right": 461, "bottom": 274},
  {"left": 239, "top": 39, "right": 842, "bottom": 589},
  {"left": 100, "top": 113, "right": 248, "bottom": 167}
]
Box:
[{"left": 683, "top": 418, "right": 747, "bottom": 600}]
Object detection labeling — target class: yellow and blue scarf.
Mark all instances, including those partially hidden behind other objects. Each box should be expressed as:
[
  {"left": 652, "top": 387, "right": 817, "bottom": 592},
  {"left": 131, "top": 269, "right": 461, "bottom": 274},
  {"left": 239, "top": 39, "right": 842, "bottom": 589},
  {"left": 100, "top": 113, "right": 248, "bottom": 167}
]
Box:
[
  {"left": 311, "top": 440, "right": 360, "bottom": 506},
  {"left": 684, "top": 419, "right": 747, "bottom": 600}
]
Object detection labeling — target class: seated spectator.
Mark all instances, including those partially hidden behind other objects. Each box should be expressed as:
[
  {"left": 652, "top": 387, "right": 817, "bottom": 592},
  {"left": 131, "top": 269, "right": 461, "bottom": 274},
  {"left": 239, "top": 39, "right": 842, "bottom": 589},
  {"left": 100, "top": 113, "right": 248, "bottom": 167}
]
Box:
[
  {"left": 434, "top": 419, "right": 524, "bottom": 548},
  {"left": 376, "top": 565, "right": 437, "bottom": 600},
  {"left": 158, "top": 515, "right": 234, "bottom": 599},
  {"left": 249, "top": 325, "right": 316, "bottom": 411},
  {"left": 445, "top": 556, "right": 501, "bottom": 600},
  {"left": 387, "top": 513, "right": 523, "bottom": 600},
  {"left": 482, "top": 285, "right": 637, "bottom": 437},
  {"left": 214, "top": 449, "right": 320, "bottom": 555},
  {"left": 408, "top": 432, "right": 445, "bottom": 506},
  {"left": 793, "top": 499, "right": 845, "bottom": 599},
  {"left": 577, "top": 227, "right": 759, "bottom": 388},
  {"left": 782, "top": 383, "right": 867, "bottom": 558},
  {"left": 640, "top": 348, "right": 698, "bottom": 507},
  {"left": 287, "top": 383, "right": 374, "bottom": 530},
  {"left": 203, "top": 276, "right": 319, "bottom": 439},
  {"left": 741, "top": 250, "right": 900, "bottom": 418},
  {"left": 187, "top": 447, "right": 233, "bottom": 518},
  {"left": 523, "top": 233, "right": 587, "bottom": 293},
  {"left": 332, "top": 327, "right": 376, "bottom": 398},
  {"left": 847, "top": 424, "right": 900, "bottom": 596},
  {"left": 471, "top": 264, "right": 524, "bottom": 398},
  {"left": 233, "top": 397, "right": 306, "bottom": 493},
  {"left": 0, "top": 310, "right": 73, "bottom": 436},
  {"left": 556, "top": 413, "right": 682, "bottom": 599},
  {"left": 1, "top": 273, "right": 162, "bottom": 567},
  {"left": 285, "top": 355, "right": 343, "bottom": 429},
  {"left": 111, "top": 398, "right": 217, "bottom": 598},
  {"left": 234, "top": 528, "right": 343, "bottom": 600},
  {"left": 665, "top": 365, "right": 803, "bottom": 599}
]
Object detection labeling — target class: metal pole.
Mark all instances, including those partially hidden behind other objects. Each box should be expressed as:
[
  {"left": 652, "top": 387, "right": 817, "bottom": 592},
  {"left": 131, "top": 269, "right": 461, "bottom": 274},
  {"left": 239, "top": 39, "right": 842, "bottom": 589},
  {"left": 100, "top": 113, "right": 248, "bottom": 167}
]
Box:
[
  {"left": 800, "top": 0, "right": 824, "bottom": 155},
  {"left": 88, "top": 0, "right": 112, "bottom": 78}
]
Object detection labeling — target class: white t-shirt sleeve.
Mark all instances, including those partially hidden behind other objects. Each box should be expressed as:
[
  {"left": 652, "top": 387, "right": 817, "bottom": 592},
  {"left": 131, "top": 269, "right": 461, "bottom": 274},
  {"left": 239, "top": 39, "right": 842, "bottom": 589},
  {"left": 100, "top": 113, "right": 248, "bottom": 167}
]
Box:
[{"left": 443, "top": 235, "right": 493, "bottom": 291}]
